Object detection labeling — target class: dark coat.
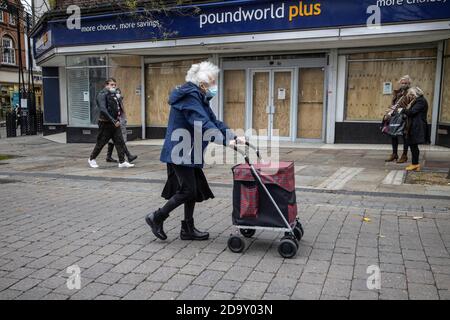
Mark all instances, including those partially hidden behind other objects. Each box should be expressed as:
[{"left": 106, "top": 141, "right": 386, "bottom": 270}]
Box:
[
  {"left": 97, "top": 88, "right": 120, "bottom": 123},
  {"left": 160, "top": 82, "right": 236, "bottom": 168},
  {"left": 404, "top": 96, "right": 429, "bottom": 145}
]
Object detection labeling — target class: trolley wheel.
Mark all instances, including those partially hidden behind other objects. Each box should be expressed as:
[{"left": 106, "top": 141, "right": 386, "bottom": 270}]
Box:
[
  {"left": 294, "top": 221, "right": 304, "bottom": 241},
  {"left": 240, "top": 229, "right": 256, "bottom": 238},
  {"left": 278, "top": 236, "right": 298, "bottom": 259},
  {"left": 228, "top": 235, "right": 245, "bottom": 253}
]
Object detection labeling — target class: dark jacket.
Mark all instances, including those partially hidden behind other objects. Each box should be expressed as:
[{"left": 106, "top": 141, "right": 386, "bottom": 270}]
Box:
[
  {"left": 97, "top": 88, "right": 120, "bottom": 123},
  {"left": 160, "top": 82, "right": 236, "bottom": 168},
  {"left": 404, "top": 95, "right": 429, "bottom": 145}
]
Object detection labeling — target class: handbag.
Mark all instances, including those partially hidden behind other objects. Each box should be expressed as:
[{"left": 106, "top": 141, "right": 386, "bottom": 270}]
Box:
[{"left": 386, "top": 111, "right": 406, "bottom": 137}]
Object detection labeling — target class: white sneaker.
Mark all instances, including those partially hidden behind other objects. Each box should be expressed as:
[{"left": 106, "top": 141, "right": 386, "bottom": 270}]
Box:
[
  {"left": 118, "top": 161, "right": 135, "bottom": 168},
  {"left": 88, "top": 158, "right": 99, "bottom": 168}
]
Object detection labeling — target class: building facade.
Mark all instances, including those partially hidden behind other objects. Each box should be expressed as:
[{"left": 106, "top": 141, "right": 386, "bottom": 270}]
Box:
[
  {"left": 32, "top": 0, "right": 450, "bottom": 146},
  {"left": 1, "top": 0, "right": 43, "bottom": 122}
]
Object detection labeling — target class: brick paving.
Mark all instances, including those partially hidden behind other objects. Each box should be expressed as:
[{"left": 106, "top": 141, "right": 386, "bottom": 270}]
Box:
[
  {"left": 0, "top": 174, "right": 449, "bottom": 300},
  {"left": 0, "top": 135, "right": 449, "bottom": 300}
]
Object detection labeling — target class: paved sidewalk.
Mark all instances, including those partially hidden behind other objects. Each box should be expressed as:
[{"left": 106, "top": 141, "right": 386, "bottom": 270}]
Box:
[
  {"left": 0, "top": 135, "right": 449, "bottom": 300},
  {"left": 1, "top": 135, "right": 450, "bottom": 198}
]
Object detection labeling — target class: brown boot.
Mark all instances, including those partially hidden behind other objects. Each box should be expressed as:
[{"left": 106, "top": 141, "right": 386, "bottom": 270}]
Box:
[
  {"left": 397, "top": 153, "right": 408, "bottom": 164},
  {"left": 385, "top": 154, "right": 398, "bottom": 162}
]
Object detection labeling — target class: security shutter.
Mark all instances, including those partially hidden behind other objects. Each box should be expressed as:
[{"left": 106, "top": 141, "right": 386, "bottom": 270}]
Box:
[{"left": 68, "top": 68, "right": 90, "bottom": 126}]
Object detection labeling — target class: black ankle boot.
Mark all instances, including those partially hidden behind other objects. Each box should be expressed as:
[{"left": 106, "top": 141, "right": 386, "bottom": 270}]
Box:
[
  {"left": 180, "top": 218, "right": 209, "bottom": 241},
  {"left": 125, "top": 147, "right": 138, "bottom": 163},
  {"left": 106, "top": 143, "right": 118, "bottom": 163},
  {"left": 145, "top": 210, "right": 169, "bottom": 240}
]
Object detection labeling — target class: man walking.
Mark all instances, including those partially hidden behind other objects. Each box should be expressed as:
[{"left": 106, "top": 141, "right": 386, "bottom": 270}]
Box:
[
  {"left": 88, "top": 78, "right": 134, "bottom": 169},
  {"left": 105, "top": 88, "right": 138, "bottom": 164}
]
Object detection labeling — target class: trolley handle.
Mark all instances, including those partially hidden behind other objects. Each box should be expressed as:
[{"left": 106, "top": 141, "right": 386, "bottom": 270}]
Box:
[
  {"left": 244, "top": 140, "right": 262, "bottom": 160},
  {"left": 232, "top": 138, "right": 262, "bottom": 163}
]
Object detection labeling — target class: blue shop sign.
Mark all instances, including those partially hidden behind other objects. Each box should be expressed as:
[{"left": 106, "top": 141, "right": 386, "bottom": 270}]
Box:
[{"left": 34, "top": 0, "right": 450, "bottom": 57}]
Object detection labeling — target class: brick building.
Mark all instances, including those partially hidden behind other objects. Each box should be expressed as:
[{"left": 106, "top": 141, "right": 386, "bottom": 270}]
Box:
[{"left": 1, "top": 0, "right": 43, "bottom": 122}]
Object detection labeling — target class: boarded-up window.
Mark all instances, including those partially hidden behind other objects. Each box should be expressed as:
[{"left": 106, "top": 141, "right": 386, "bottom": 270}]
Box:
[
  {"left": 223, "top": 70, "right": 246, "bottom": 130},
  {"left": 145, "top": 59, "right": 205, "bottom": 127},
  {"left": 345, "top": 49, "right": 437, "bottom": 122},
  {"left": 297, "top": 68, "right": 324, "bottom": 139},
  {"left": 440, "top": 41, "right": 450, "bottom": 124},
  {"left": 109, "top": 55, "right": 142, "bottom": 126}
]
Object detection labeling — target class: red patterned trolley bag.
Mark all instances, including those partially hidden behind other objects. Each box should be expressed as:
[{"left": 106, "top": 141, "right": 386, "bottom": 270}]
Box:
[
  {"left": 228, "top": 141, "right": 304, "bottom": 258},
  {"left": 232, "top": 162, "right": 297, "bottom": 228}
]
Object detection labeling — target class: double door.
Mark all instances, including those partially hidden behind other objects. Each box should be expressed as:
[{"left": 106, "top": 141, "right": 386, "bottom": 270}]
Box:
[
  {"left": 249, "top": 67, "right": 325, "bottom": 140},
  {"left": 251, "top": 69, "right": 293, "bottom": 139}
]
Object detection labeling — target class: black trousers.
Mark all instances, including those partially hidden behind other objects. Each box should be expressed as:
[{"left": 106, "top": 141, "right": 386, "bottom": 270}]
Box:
[
  {"left": 90, "top": 121, "right": 126, "bottom": 163},
  {"left": 410, "top": 144, "right": 420, "bottom": 165},
  {"left": 159, "top": 165, "right": 200, "bottom": 221},
  {"left": 392, "top": 136, "right": 409, "bottom": 155}
]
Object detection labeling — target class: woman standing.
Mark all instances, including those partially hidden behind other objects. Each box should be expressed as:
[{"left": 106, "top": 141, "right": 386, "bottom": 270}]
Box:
[
  {"left": 384, "top": 75, "right": 411, "bottom": 163},
  {"left": 402, "top": 87, "right": 429, "bottom": 171},
  {"left": 145, "top": 61, "right": 245, "bottom": 241}
]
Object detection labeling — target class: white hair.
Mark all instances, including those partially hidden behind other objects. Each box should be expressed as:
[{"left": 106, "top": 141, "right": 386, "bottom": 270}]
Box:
[
  {"left": 407, "top": 86, "right": 424, "bottom": 98},
  {"left": 185, "top": 61, "right": 220, "bottom": 86},
  {"left": 399, "top": 75, "right": 412, "bottom": 84}
]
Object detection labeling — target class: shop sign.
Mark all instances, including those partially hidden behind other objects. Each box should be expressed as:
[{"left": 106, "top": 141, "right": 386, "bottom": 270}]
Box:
[{"left": 34, "top": 0, "right": 450, "bottom": 58}]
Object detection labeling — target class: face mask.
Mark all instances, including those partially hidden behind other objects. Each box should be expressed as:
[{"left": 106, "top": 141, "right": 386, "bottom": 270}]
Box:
[
  {"left": 116, "top": 93, "right": 121, "bottom": 99},
  {"left": 207, "top": 85, "right": 218, "bottom": 97},
  {"left": 400, "top": 84, "right": 409, "bottom": 91},
  {"left": 109, "top": 87, "right": 117, "bottom": 94}
]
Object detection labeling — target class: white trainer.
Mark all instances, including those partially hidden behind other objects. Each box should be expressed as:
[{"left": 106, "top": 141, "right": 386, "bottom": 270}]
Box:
[
  {"left": 118, "top": 161, "right": 135, "bottom": 168},
  {"left": 88, "top": 158, "right": 99, "bottom": 168}
]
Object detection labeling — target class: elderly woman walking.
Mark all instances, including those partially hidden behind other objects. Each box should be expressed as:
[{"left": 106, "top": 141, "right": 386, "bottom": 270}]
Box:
[
  {"left": 145, "top": 61, "right": 245, "bottom": 241},
  {"left": 401, "top": 87, "right": 429, "bottom": 171}
]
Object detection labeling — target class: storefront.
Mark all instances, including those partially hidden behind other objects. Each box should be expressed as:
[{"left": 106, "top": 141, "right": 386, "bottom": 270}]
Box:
[{"left": 31, "top": 0, "right": 450, "bottom": 146}]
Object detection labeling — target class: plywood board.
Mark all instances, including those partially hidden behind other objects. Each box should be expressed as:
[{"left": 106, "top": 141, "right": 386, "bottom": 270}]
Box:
[
  {"left": 145, "top": 59, "right": 204, "bottom": 126},
  {"left": 110, "top": 66, "right": 142, "bottom": 126},
  {"left": 273, "top": 71, "right": 291, "bottom": 137},
  {"left": 110, "top": 55, "right": 141, "bottom": 67},
  {"left": 346, "top": 57, "right": 436, "bottom": 122},
  {"left": 252, "top": 72, "right": 269, "bottom": 135},
  {"left": 297, "top": 68, "right": 324, "bottom": 139},
  {"left": 349, "top": 48, "right": 437, "bottom": 60},
  {"left": 440, "top": 57, "right": 450, "bottom": 123},
  {"left": 223, "top": 70, "right": 246, "bottom": 130}
]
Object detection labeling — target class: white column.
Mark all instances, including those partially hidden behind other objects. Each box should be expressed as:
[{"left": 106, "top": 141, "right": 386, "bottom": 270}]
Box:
[
  {"left": 209, "top": 54, "right": 220, "bottom": 116},
  {"left": 326, "top": 49, "right": 338, "bottom": 144},
  {"left": 336, "top": 55, "right": 347, "bottom": 123},
  {"left": 141, "top": 56, "right": 146, "bottom": 139},
  {"left": 59, "top": 67, "right": 67, "bottom": 124},
  {"left": 431, "top": 41, "right": 444, "bottom": 145}
]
